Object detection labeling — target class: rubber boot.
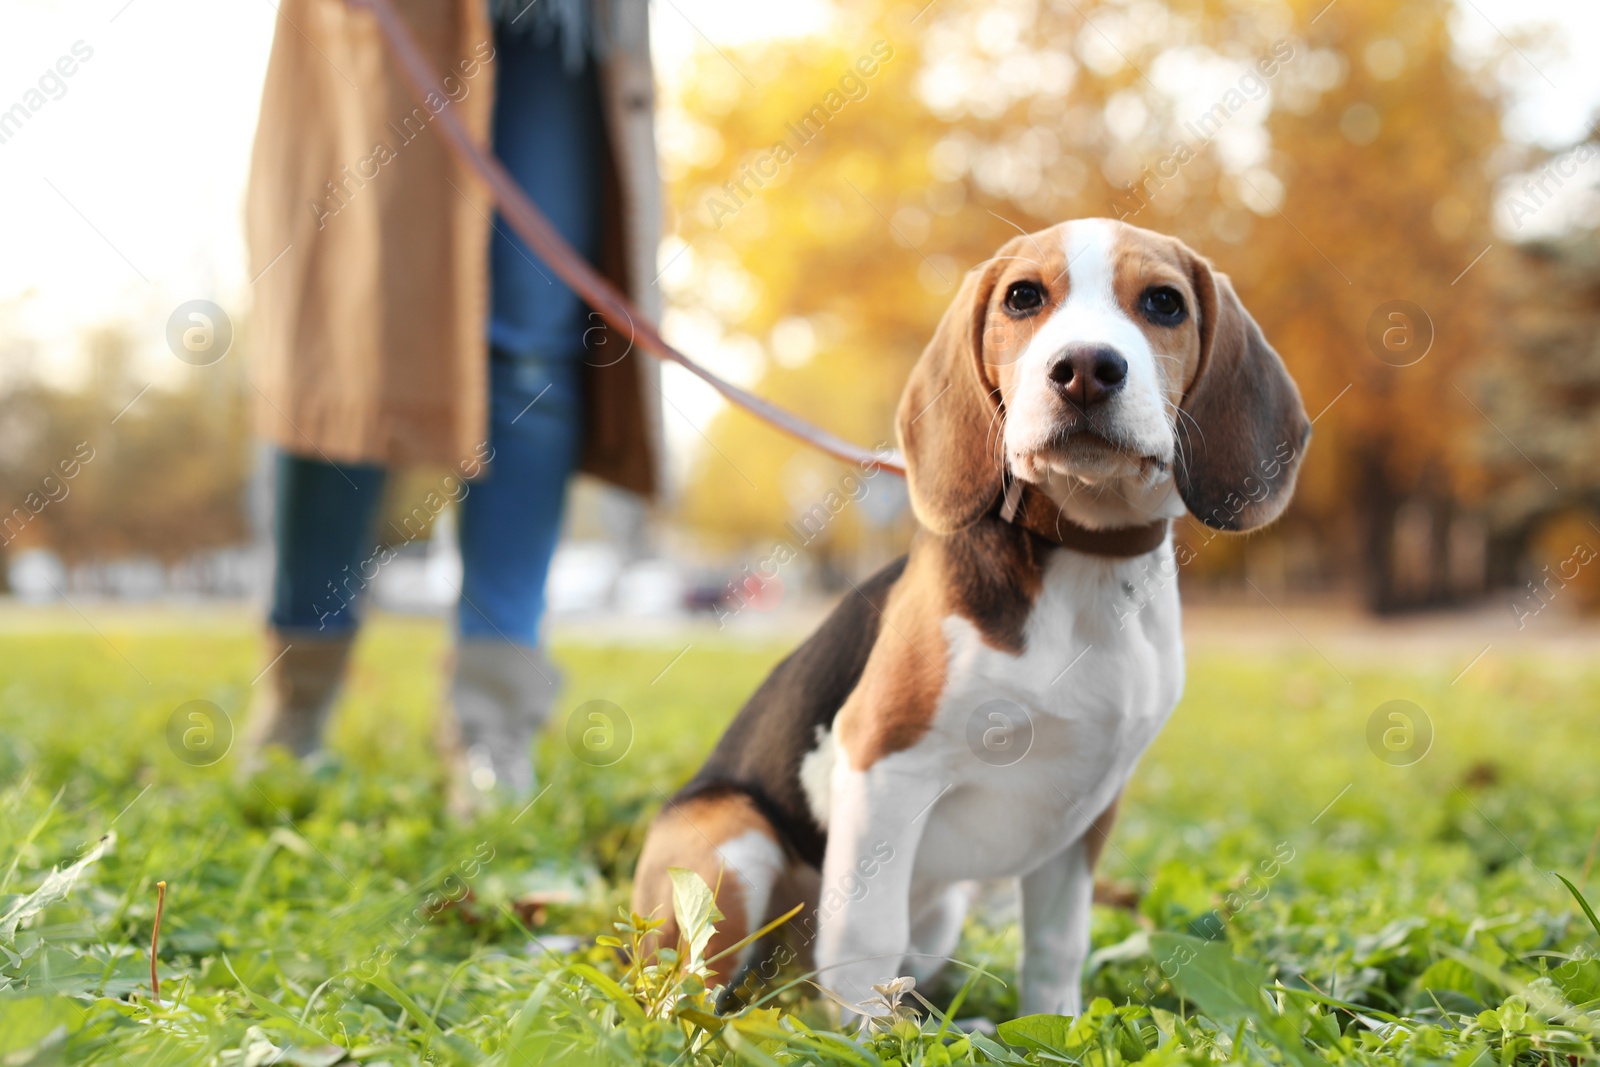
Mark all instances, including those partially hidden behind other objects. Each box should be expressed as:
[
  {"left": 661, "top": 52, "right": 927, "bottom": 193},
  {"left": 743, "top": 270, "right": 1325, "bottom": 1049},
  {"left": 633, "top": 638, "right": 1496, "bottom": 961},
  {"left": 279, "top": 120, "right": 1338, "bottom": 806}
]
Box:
[
  {"left": 241, "top": 630, "right": 355, "bottom": 764},
  {"left": 447, "top": 638, "right": 560, "bottom": 807}
]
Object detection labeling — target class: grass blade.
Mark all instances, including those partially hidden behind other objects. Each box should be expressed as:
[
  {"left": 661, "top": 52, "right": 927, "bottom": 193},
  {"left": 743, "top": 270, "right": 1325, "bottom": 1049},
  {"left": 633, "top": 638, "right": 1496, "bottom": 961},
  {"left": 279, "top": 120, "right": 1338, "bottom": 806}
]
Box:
[
  {"left": 222, "top": 955, "right": 335, "bottom": 1045},
  {"left": 706, "top": 902, "right": 804, "bottom": 967},
  {"left": 1555, "top": 872, "right": 1600, "bottom": 940},
  {"left": 362, "top": 968, "right": 479, "bottom": 1064}
]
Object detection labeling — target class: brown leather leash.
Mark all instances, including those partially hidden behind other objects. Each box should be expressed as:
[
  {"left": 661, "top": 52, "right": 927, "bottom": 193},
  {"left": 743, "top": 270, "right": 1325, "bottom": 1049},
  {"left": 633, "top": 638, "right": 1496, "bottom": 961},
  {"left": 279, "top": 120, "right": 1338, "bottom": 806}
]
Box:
[{"left": 349, "top": 0, "right": 904, "bottom": 477}]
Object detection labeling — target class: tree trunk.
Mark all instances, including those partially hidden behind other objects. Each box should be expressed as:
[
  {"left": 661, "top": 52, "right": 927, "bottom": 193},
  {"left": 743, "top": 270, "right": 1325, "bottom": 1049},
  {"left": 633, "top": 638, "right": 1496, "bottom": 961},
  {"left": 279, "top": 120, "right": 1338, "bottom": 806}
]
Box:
[{"left": 1359, "top": 448, "right": 1406, "bottom": 614}]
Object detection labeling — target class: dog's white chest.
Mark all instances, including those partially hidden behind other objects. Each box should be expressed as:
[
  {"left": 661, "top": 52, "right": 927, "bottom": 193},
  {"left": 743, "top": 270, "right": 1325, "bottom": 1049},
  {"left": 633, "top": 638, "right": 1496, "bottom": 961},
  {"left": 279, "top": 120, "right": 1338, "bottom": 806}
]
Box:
[
  {"left": 808, "top": 546, "right": 1185, "bottom": 883},
  {"left": 921, "top": 548, "right": 1182, "bottom": 880}
]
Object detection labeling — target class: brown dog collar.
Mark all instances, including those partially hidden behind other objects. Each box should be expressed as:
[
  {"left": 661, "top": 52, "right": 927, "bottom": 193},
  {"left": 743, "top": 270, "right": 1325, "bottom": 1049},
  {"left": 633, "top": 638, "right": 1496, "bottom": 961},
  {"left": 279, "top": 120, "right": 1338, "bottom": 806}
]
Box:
[{"left": 997, "top": 480, "right": 1170, "bottom": 558}]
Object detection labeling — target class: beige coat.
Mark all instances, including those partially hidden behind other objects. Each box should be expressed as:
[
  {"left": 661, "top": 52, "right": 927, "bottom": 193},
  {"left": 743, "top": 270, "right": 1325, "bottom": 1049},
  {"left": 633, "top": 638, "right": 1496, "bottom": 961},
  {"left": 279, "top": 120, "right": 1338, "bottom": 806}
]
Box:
[{"left": 246, "top": 0, "right": 660, "bottom": 495}]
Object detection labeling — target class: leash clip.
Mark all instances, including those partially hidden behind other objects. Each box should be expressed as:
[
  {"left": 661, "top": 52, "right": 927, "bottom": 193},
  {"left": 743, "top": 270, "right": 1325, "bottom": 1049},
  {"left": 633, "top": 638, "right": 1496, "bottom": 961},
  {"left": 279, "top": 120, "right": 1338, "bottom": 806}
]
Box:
[{"left": 999, "top": 479, "right": 1025, "bottom": 523}]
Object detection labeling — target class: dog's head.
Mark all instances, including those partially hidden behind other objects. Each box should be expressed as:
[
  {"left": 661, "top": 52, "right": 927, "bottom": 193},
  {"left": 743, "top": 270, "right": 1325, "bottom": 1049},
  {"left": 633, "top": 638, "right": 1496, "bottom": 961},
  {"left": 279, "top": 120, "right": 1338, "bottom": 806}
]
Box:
[{"left": 895, "top": 218, "right": 1310, "bottom": 534}]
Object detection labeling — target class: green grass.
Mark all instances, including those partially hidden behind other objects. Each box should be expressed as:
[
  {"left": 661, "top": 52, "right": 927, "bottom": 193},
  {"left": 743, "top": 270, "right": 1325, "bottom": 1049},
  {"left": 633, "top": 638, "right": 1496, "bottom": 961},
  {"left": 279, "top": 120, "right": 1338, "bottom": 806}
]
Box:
[{"left": 1, "top": 611, "right": 1598, "bottom": 1064}]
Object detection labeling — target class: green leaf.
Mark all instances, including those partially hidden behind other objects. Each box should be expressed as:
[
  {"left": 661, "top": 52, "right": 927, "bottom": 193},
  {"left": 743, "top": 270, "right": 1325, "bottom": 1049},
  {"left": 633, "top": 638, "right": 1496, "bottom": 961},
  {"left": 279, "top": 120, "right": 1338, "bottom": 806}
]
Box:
[
  {"left": 677, "top": 1005, "right": 725, "bottom": 1032},
  {"left": 273, "top": 1046, "right": 348, "bottom": 1067},
  {"left": 1306, "top": 1006, "right": 1342, "bottom": 1045},
  {"left": 0, "top": 995, "right": 81, "bottom": 1059},
  {"left": 1115, "top": 1009, "right": 1151, "bottom": 1061},
  {"left": 567, "top": 962, "right": 646, "bottom": 1023},
  {"left": 668, "top": 866, "right": 723, "bottom": 970},
  {"left": 1149, "top": 931, "right": 1272, "bottom": 1025},
  {"left": 1154, "top": 934, "right": 1324, "bottom": 1067},
  {"left": 1418, "top": 958, "right": 1479, "bottom": 997},
  {"left": 0, "top": 833, "right": 113, "bottom": 942},
  {"left": 1551, "top": 958, "right": 1600, "bottom": 1004},
  {"left": 996, "top": 1013, "right": 1074, "bottom": 1053},
  {"left": 967, "top": 1030, "right": 1033, "bottom": 1065},
  {"left": 720, "top": 1023, "right": 785, "bottom": 1067}
]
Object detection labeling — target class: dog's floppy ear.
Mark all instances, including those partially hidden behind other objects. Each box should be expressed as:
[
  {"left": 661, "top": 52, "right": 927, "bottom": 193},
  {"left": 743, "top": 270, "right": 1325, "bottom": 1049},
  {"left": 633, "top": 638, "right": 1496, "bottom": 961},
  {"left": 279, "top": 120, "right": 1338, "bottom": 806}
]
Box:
[
  {"left": 1177, "top": 256, "right": 1311, "bottom": 532},
  {"left": 895, "top": 260, "right": 1005, "bottom": 534}
]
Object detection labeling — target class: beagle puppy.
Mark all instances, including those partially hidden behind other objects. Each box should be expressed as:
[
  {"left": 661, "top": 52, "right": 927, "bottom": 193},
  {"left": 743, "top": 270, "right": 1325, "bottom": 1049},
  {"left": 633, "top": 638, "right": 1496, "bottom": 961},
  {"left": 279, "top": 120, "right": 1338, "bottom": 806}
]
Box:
[{"left": 632, "top": 218, "right": 1310, "bottom": 1018}]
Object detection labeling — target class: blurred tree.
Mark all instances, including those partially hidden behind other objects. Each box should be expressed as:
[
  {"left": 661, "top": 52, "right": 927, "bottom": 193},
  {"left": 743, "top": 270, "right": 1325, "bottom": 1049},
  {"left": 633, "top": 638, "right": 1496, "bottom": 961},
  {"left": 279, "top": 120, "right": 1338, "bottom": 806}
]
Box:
[
  {"left": 663, "top": 25, "right": 947, "bottom": 577},
  {"left": 1489, "top": 231, "right": 1600, "bottom": 526},
  {"left": 667, "top": 0, "right": 1519, "bottom": 611},
  {"left": 1236, "top": 0, "right": 1507, "bottom": 611},
  {"left": 0, "top": 325, "right": 252, "bottom": 573},
  {"left": 1477, "top": 214, "right": 1600, "bottom": 600}
]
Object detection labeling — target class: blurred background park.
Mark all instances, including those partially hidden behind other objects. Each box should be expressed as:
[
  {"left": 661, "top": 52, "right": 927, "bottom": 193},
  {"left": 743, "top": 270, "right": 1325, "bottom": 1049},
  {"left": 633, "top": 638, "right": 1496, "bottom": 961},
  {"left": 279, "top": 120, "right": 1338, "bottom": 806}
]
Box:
[
  {"left": 0, "top": 0, "right": 1596, "bottom": 630},
  {"left": 4, "top": 1, "right": 1600, "bottom": 1059}
]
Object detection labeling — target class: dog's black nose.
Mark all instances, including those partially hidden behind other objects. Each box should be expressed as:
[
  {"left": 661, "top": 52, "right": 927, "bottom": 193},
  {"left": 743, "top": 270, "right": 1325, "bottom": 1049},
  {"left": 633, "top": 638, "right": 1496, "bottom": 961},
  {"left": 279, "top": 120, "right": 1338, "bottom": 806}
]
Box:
[{"left": 1048, "top": 343, "right": 1128, "bottom": 407}]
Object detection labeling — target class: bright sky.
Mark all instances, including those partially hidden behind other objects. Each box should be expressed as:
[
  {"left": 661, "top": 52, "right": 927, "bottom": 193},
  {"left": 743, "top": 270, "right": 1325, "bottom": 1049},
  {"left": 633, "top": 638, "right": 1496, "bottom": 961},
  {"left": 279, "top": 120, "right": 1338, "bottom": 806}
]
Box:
[{"left": 0, "top": 0, "right": 1593, "bottom": 441}]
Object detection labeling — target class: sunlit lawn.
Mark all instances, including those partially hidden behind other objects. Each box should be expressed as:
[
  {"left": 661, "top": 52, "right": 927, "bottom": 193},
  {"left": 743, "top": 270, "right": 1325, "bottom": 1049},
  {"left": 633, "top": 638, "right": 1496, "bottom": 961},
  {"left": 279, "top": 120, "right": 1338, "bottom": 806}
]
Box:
[{"left": 2, "top": 607, "right": 1598, "bottom": 1063}]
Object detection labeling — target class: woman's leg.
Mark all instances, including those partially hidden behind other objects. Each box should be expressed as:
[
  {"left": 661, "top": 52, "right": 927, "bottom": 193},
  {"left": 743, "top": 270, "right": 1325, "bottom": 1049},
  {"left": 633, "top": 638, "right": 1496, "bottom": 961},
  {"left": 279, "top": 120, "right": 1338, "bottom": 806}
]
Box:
[
  {"left": 249, "top": 450, "right": 387, "bottom": 758},
  {"left": 483, "top": 21, "right": 605, "bottom": 363},
  {"left": 450, "top": 25, "right": 604, "bottom": 799}
]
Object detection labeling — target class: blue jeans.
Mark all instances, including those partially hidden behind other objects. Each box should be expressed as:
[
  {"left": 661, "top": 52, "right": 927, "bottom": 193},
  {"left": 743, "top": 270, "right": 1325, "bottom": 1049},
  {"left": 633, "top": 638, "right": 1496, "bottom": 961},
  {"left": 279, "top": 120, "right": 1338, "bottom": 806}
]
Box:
[{"left": 269, "top": 27, "right": 603, "bottom": 649}]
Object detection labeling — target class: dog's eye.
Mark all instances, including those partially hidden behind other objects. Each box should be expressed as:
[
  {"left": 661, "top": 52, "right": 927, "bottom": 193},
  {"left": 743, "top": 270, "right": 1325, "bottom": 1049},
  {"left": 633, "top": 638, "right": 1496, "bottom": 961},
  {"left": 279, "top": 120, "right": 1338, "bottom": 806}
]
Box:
[
  {"left": 1140, "top": 286, "right": 1187, "bottom": 325},
  {"left": 1004, "top": 281, "right": 1046, "bottom": 315}
]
